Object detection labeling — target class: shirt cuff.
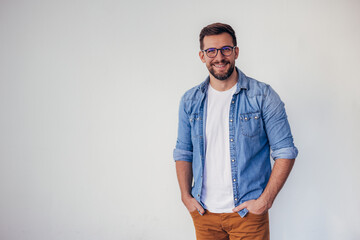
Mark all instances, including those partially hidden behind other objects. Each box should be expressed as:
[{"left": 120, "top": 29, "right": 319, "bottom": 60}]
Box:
[
  {"left": 173, "top": 148, "right": 193, "bottom": 162},
  {"left": 271, "top": 146, "right": 298, "bottom": 160}
]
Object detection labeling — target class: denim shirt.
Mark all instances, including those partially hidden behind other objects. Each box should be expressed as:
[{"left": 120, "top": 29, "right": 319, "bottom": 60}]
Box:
[{"left": 173, "top": 67, "right": 298, "bottom": 217}]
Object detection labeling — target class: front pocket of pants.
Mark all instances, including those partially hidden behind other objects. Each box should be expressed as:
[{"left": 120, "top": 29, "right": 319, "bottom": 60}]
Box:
[
  {"left": 245, "top": 211, "right": 269, "bottom": 223},
  {"left": 239, "top": 112, "right": 261, "bottom": 137},
  {"left": 247, "top": 211, "right": 268, "bottom": 217},
  {"left": 189, "top": 209, "right": 200, "bottom": 218}
]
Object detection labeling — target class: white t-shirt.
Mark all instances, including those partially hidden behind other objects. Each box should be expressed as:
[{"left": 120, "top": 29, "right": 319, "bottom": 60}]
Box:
[{"left": 201, "top": 83, "right": 237, "bottom": 213}]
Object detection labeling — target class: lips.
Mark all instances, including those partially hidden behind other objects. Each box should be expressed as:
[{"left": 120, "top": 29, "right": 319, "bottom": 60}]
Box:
[{"left": 213, "top": 62, "right": 228, "bottom": 69}]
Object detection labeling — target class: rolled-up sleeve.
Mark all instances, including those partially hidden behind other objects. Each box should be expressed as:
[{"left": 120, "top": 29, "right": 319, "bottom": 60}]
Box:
[
  {"left": 262, "top": 85, "right": 298, "bottom": 160},
  {"left": 173, "top": 95, "right": 193, "bottom": 162}
]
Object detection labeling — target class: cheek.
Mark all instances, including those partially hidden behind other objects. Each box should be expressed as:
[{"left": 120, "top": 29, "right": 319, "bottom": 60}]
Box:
[{"left": 206, "top": 61, "right": 213, "bottom": 67}]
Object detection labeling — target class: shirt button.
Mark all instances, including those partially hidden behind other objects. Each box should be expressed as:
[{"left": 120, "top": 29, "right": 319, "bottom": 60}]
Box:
[
  {"left": 230, "top": 139, "right": 234, "bottom": 142},
  {"left": 232, "top": 101, "right": 235, "bottom": 104},
  {"left": 197, "top": 194, "right": 200, "bottom": 197},
  {"left": 235, "top": 198, "right": 237, "bottom": 201},
  {"left": 232, "top": 159, "right": 235, "bottom": 162},
  {"left": 233, "top": 179, "right": 236, "bottom": 182},
  {"left": 230, "top": 119, "right": 233, "bottom": 122},
  {"left": 254, "top": 116, "right": 258, "bottom": 119},
  {"left": 244, "top": 117, "right": 248, "bottom": 120}
]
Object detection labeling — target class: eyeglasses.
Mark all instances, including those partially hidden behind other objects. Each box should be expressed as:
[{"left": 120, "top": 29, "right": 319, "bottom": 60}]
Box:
[{"left": 202, "top": 46, "right": 236, "bottom": 58}]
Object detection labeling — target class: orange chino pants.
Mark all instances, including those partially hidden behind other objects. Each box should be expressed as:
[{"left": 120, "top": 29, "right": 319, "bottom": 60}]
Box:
[{"left": 190, "top": 210, "right": 269, "bottom": 240}]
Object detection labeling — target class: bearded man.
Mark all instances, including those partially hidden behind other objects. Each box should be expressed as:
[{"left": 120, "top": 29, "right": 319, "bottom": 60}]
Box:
[{"left": 173, "top": 22, "right": 298, "bottom": 240}]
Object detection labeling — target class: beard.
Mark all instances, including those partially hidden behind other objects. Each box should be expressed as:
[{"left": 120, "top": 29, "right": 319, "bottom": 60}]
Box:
[{"left": 208, "top": 60, "right": 235, "bottom": 81}]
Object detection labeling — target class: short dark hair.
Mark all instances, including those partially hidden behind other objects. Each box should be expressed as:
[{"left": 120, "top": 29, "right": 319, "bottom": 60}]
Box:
[{"left": 199, "top": 23, "right": 237, "bottom": 50}]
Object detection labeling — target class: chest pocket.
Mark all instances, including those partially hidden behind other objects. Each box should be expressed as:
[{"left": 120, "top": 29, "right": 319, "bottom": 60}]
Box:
[{"left": 239, "top": 112, "right": 261, "bottom": 137}]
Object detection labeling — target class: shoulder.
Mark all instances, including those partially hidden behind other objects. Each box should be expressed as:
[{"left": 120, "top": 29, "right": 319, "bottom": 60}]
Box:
[
  {"left": 241, "top": 74, "right": 283, "bottom": 108},
  {"left": 181, "top": 82, "right": 204, "bottom": 102},
  {"left": 242, "top": 73, "right": 272, "bottom": 98},
  {"left": 177, "top": 81, "right": 206, "bottom": 115}
]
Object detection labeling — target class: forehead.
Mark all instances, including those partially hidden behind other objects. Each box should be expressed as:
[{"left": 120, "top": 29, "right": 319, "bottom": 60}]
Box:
[{"left": 203, "top": 32, "right": 234, "bottom": 49}]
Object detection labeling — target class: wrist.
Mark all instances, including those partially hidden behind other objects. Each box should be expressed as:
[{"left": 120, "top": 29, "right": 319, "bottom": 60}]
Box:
[
  {"left": 258, "top": 195, "right": 273, "bottom": 210},
  {"left": 181, "top": 193, "right": 193, "bottom": 202}
]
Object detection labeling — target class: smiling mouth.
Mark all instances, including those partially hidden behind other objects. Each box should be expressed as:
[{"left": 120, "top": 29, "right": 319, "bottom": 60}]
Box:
[{"left": 213, "top": 62, "right": 228, "bottom": 69}]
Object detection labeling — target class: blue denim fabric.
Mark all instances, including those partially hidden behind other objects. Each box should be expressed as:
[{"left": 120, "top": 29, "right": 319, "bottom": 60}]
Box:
[{"left": 173, "top": 67, "right": 298, "bottom": 218}]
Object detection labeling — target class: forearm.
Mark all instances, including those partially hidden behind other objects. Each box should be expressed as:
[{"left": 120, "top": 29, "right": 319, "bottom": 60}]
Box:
[
  {"left": 175, "top": 161, "right": 193, "bottom": 199},
  {"left": 258, "top": 158, "right": 295, "bottom": 209}
]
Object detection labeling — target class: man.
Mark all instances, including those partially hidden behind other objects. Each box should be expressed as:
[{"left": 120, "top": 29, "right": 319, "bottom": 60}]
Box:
[{"left": 173, "top": 23, "right": 298, "bottom": 240}]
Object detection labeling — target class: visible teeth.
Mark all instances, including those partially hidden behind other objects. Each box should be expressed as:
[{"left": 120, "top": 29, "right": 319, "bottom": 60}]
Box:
[{"left": 215, "top": 64, "right": 225, "bottom": 67}]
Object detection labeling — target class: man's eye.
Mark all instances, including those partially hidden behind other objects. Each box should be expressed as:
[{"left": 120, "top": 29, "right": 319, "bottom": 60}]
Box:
[
  {"left": 207, "top": 49, "right": 216, "bottom": 53},
  {"left": 222, "top": 47, "right": 232, "bottom": 51}
]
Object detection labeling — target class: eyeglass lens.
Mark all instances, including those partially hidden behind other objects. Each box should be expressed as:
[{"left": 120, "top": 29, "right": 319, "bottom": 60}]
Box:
[{"left": 206, "top": 47, "right": 233, "bottom": 58}]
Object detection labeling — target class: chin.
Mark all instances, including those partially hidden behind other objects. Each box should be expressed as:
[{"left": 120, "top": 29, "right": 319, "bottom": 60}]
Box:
[
  {"left": 214, "top": 75, "right": 230, "bottom": 81},
  {"left": 210, "top": 66, "right": 234, "bottom": 81}
]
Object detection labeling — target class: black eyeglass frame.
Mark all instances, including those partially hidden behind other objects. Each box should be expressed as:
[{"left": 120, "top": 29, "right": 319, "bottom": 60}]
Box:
[{"left": 201, "top": 46, "right": 237, "bottom": 58}]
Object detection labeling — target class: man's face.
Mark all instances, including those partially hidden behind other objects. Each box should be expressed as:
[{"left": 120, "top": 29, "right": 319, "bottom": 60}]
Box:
[{"left": 199, "top": 33, "right": 239, "bottom": 80}]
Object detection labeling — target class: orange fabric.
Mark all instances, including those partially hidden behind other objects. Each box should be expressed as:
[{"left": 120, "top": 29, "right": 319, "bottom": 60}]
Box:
[{"left": 190, "top": 210, "right": 269, "bottom": 240}]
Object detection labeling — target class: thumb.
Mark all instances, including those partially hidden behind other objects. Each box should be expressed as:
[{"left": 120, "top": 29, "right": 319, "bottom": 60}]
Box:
[{"left": 232, "top": 201, "right": 247, "bottom": 212}]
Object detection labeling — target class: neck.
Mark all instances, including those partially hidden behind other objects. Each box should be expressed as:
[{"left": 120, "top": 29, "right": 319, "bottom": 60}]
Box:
[{"left": 209, "top": 68, "right": 238, "bottom": 92}]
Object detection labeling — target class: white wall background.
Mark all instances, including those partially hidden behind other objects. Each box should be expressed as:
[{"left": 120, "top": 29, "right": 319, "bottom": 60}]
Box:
[{"left": 1, "top": 0, "right": 359, "bottom": 239}]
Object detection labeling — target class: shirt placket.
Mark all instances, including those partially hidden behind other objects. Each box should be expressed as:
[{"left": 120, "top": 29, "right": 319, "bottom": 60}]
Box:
[
  {"left": 197, "top": 92, "right": 207, "bottom": 203},
  {"left": 229, "top": 94, "right": 239, "bottom": 205}
]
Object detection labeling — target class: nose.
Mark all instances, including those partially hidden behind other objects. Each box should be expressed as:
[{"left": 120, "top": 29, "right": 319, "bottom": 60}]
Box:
[{"left": 213, "top": 49, "right": 226, "bottom": 62}]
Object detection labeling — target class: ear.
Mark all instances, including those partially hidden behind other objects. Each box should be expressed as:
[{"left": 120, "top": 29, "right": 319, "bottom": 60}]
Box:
[
  {"left": 234, "top": 47, "right": 239, "bottom": 60},
  {"left": 199, "top": 51, "right": 206, "bottom": 63}
]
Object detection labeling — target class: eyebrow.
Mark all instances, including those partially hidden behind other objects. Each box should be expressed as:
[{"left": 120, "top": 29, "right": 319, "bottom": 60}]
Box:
[{"left": 205, "top": 45, "right": 232, "bottom": 50}]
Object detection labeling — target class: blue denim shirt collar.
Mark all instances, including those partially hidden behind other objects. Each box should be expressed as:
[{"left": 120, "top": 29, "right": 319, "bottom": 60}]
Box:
[{"left": 198, "top": 67, "right": 249, "bottom": 94}]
